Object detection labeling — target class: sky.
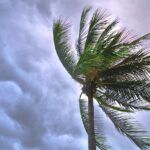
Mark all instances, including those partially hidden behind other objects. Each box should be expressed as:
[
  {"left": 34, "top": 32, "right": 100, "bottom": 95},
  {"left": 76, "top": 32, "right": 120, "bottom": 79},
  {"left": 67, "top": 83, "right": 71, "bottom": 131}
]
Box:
[{"left": 0, "top": 0, "right": 150, "bottom": 150}]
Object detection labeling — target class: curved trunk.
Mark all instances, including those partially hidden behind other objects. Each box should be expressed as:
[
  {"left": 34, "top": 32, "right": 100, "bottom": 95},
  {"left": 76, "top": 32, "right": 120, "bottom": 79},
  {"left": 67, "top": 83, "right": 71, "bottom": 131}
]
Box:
[{"left": 88, "top": 85, "right": 96, "bottom": 150}]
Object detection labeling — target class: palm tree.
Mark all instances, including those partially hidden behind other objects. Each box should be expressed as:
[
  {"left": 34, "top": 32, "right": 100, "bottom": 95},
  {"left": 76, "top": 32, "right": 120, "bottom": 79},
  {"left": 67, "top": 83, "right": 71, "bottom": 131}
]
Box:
[{"left": 53, "top": 7, "right": 150, "bottom": 150}]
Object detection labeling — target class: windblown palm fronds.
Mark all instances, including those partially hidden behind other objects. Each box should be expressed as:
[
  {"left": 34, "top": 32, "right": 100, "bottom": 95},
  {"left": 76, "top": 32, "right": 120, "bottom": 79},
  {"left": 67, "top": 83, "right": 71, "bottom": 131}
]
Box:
[{"left": 53, "top": 7, "right": 150, "bottom": 150}]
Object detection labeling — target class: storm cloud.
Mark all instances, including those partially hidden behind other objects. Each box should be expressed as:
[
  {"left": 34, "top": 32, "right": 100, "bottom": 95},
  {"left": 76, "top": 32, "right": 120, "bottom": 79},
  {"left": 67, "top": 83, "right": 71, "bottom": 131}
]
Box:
[{"left": 0, "top": 0, "right": 150, "bottom": 150}]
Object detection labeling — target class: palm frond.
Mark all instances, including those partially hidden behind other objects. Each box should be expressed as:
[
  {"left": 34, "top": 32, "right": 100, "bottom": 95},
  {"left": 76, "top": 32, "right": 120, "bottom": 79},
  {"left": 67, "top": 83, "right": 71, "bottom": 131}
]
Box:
[
  {"left": 103, "top": 31, "right": 124, "bottom": 54},
  {"left": 53, "top": 20, "right": 85, "bottom": 84},
  {"left": 53, "top": 20, "right": 76, "bottom": 76},
  {"left": 94, "top": 20, "right": 118, "bottom": 53},
  {"left": 100, "top": 105, "right": 150, "bottom": 149},
  {"left": 117, "top": 49, "right": 150, "bottom": 67},
  {"left": 94, "top": 21, "right": 130, "bottom": 70},
  {"left": 130, "top": 33, "right": 150, "bottom": 46},
  {"left": 96, "top": 88, "right": 150, "bottom": 111},
  {"left": 79, "top": 94, "right": 110, "bottom": 150},
  {"left": 94, "top": 92, "right": 132, "bottom": 112},
  {"left": 99, "top": 80, "right": 150, "bottom": 103},
  {"left": 76, "top": 7, "right": 91, "bottom": 55},
  {"left": 100, "top": 49, "right": 150, "bottom": 81},
  {"left": 110, "top": 33, "right": 150, "bottom": 53},
  {"left": 84, "top": 9, "right": 109, "bottom": 52},
  {"left": 94, "top": 29, "right": 150, "bottom": 71}
]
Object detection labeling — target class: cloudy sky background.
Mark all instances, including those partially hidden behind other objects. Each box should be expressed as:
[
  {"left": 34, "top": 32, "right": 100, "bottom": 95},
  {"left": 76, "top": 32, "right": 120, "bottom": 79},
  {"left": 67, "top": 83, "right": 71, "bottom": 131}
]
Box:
[{"left": 0, "top": 0, "right": 150, "bottom": 149}]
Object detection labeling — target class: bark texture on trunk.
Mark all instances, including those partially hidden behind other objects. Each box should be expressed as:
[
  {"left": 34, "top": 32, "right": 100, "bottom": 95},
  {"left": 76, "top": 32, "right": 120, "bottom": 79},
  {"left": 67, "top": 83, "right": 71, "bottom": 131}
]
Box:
[
  {"left": 88, "top": 93, "right": 96, "bottom": 150},
  {"left": 84, "top": 81, "right": 96, "bottom": 150},
  {"left": 82, "top": 81, "right": 96, "bottom": 150}
]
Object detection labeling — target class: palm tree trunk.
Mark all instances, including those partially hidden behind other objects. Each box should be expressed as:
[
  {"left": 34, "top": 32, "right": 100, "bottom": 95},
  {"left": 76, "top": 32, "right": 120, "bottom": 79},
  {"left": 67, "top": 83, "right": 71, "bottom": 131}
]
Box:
[
  {"left": 88, "top": 87, "right": 96, "bottom": 150},
  {"left": 83, "top": 81, "right": 96, "bottom": 150}
]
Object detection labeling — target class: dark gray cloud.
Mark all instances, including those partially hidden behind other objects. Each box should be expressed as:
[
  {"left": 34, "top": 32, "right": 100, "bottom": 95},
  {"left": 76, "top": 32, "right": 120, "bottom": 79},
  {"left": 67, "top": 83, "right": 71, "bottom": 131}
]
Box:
[
  {"left": 0, "top": 0, "right": 150, "bottom": 150},
  {"left": 0, "top": 0, "right": 87, "bottom": 149}
]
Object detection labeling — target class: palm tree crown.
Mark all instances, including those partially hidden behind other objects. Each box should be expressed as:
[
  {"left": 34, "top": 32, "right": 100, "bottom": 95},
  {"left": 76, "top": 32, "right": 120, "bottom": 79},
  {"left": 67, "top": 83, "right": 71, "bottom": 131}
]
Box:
[{"left": 53, "top": 7, "right": 150, "bottom": 150}]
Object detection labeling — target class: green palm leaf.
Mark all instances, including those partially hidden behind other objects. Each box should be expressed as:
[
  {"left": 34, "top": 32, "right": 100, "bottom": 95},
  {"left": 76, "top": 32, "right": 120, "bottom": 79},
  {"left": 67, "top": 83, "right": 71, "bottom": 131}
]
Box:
[
  {"left": 53, "top": 20, "right": 76, "bottom": 77},
  {"left": 101, "top": 49, "right": 150, "bottom": 81},
  {"left": 100, "top": 104, "right": 150, "bottom": 149},
  {"left": 94, "top": 20, "right": 118, "bottom": 53},
  {"left": 94, "top": 93, "right": 133, "bottom": 113},
  {"left": 84, "top": 9, "right": 109, "bottom": 52},
  {"left": 96, "top": 89, "right": 150, "bottom": 111},
  {"left": 99, "top": 80, "right": 150, "bottom": 103},
  {"left": 77, "top": 7, "right": 91, "bottom": 55}
]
